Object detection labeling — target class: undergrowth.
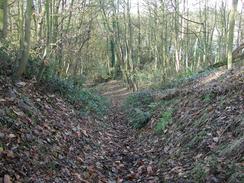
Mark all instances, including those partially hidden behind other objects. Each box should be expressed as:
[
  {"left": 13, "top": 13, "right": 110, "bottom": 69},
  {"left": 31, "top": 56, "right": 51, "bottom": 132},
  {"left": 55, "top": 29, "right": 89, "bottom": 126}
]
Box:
[
  {"left": 123, "top": 89, "right": 179, "bottom": 130},
  {"left": 154, "top": 109, "right": 173, "bottom": 133},
  {"left": 123, "top": 91, "right": 154, "bottom": 128},
  {"left": 0, "top": 47, "right": 109, "bottom": 118},
  {"left": 157, "top": 68, "right": 216, "bottom": 90},
  {"left": 42, "top": 76, "right": 109, "bottom": 117}
]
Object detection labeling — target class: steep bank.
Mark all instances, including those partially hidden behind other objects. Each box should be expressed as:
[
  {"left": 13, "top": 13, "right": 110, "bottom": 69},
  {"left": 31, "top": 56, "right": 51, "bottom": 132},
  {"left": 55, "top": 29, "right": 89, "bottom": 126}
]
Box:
[{"left": 0, "top": 67, "right": 243, "bottom": 182}]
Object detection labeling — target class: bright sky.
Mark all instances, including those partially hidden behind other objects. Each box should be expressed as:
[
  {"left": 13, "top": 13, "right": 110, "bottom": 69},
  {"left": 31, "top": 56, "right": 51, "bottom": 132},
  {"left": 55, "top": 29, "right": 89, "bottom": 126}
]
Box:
[{"left": 131, "top": 0, "right": 244, "bottom": 13}]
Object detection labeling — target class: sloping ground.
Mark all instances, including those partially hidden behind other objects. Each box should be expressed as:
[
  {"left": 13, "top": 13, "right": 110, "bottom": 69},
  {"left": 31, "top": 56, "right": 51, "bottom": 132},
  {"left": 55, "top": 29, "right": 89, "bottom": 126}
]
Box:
[
  {"left": 0, "top": 77, "right": 161, "bottom": 182},
  {"left": 95, "top": 80, "right": 131, "bottom": 105},
  {"left": 87, "top": 81, "right": 163, "bottom": 182},
  {"left": 134, "top": 67, "right": 244, "bottom": 182},
  {"left": 0, "top": 76, "right": 102, "bottom": 182},
  {"left": 0, "top": 67, "right": 243, "bottom": 183}
]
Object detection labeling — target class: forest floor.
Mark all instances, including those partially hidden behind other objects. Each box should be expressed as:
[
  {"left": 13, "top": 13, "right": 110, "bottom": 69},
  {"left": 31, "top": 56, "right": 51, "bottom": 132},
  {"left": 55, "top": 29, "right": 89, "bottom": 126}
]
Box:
[
  {"left": 87, "top": 80, "right": 163, "bottom": 182},
  {"left": 0, "top": 67, "right": 244, "bottom": 183}
]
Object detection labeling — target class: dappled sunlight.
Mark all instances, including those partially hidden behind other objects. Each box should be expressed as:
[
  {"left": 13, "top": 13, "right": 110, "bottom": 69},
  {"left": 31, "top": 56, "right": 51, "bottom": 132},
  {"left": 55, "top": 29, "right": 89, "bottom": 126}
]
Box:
[
  {"left": 1, "top": 0, "right": 243, "bottom": 181},
  {"left": 110, "top": 91, "right": 131, "bottom": 98},
  {"left": 198, "top": 70, "right": 226, "bottom": 85},
  {"left": 102, "top": 87, "right": 128, "bottom": 96}
]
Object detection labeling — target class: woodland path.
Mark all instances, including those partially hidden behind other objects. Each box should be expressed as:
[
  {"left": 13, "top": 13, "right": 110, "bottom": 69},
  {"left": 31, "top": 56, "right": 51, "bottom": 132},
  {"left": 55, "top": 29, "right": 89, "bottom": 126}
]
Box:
[{"left": 89, "top": 81, "right": 162, "bottom": 182}]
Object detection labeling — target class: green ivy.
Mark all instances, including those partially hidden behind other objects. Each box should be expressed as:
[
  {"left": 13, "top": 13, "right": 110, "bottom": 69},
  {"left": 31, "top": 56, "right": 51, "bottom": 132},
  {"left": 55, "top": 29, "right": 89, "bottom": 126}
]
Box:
[{"left": 154, "top": 110, "right": 173, "bottom": 133}]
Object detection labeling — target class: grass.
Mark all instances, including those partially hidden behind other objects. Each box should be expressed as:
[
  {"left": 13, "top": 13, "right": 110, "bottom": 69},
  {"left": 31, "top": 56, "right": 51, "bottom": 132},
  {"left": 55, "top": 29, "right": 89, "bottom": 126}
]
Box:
[{"left": 123, "top": 89, "right": 178, "bottom": 131}]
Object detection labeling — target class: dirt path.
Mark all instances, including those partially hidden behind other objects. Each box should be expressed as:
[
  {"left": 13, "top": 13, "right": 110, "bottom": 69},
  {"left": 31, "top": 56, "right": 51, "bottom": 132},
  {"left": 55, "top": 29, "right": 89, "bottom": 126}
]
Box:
[{"left": 88, "top": 81, "right": 161, "bottom": 182}]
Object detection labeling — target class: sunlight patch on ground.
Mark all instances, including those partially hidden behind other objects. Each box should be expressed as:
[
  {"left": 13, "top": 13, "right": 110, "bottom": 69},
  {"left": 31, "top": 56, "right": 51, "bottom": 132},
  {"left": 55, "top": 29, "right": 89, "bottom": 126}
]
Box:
[
  {"left": 103, "top": 88, "right": 128, "bottom": 96},
  {"left": 199, "top": 70, "right": 226, "bottom": 85}
]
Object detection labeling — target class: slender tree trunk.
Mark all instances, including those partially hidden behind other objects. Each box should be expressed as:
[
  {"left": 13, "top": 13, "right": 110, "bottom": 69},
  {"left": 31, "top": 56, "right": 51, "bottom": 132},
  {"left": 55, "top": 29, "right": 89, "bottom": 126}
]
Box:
[
  {"left": 37, "top": 0, "right": 52, "bottom": 80},
  {"left": 174, "top": 0, "right": 180, "bottom": 73},
  {"left": 15, "top": 0, "right": 33, "bottom": 79},
  {"left": 137, "top": 0, "right": 141, "bottom": 68},
  {"left": 236, "top": 8, "right": 242, "bottom": 46},
  {"left": 227, "top": 0, "right": 238, "bottom": 69},
  {"left": 1, "top": 0, "right": 8, "bottom": 38}
]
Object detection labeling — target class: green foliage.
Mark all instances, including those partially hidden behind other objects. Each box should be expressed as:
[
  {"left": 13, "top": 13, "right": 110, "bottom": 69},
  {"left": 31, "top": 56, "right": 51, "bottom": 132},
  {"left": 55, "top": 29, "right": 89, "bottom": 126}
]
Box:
[
  {"left": 123, "top": 91, "right": 154, "bottom": 111},
  {"left": 43, "top": 76, "right": 77, "bottom": 96},
  {"left": 220, "top": 137, "right": 244, "bottom": 157},
  {"left": 69, "top": 89, "right": 109, "bottom": 117},
  {"left": 227, "top": 162, "right": 244, "bottom": 183},
  {"left": 188, "top": 131, "right": 208, "bottom": 148},
  {"left": 135, "top": 69, "right": 166, "bottom": 89},
  {"left": 175, "top": 68, "right": 195, "bottom": 80},
  {"left": 190, "top": 162, "right": 207, "bottom": 182},
  {"left": 0, "top": 41, "right": 16, "bottom": 75},
  {"left": 0, "top": 10, "right": 3, "bottom": 28},
  {"left": 159, "top": 68, "right": 216, "bottom": 90},
  {"left": 25, "top": 57, "right": 41, "bottom": 79},
  {"left": 154, "top": 110, "right": 173, "bottom": 133},
  {"left": 201, "top": 92, "right": 215, "bottom": 103},
  {"left": 205, "top": 155, "right": 218, "bottom": 171},
  {"left": 127, "top": 108, "right": 151, "bottom": 129},
  {"left": 123, "top": 91, "right": 154, "bottom": 129},
  {"left": 42, "top": 76, "right": 109, "bottom": 117}
]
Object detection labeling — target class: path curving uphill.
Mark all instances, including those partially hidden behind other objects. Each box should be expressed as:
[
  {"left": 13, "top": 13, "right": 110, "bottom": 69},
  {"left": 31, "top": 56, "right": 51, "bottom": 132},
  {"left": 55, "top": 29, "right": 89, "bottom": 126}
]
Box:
[{"left": 86, "top": 80, "right": 162, "bottom": 182}]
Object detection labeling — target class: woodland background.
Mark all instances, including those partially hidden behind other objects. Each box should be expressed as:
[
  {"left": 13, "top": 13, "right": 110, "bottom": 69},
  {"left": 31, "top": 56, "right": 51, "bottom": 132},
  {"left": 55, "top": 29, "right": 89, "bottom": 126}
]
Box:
[{"left": 0, "top": 0, "right": 243, "bottom": 89}]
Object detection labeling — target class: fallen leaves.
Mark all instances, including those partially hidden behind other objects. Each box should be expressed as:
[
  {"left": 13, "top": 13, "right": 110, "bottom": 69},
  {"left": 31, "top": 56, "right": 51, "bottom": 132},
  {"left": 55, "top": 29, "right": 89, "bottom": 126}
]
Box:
[
  {"left": 16, "top": 81, "right": 27, "bottom": 87},
  {"left": 0, "top": 68, "right": 243, "bottom": 182},
  {"left": 213, "top": 137, "right": 219, "bottom": 143},
  {"left": 3, "top": 175, "right": 12, "bottom": 183},
  {"left": 147, "top": 165, "right": 154, "bottom": 175},
  {"left": 8, "top": 134, "right": 16, "bottom": 138},
  {"left": 5, "top": 150, "right": 15, "bottom": 159}
]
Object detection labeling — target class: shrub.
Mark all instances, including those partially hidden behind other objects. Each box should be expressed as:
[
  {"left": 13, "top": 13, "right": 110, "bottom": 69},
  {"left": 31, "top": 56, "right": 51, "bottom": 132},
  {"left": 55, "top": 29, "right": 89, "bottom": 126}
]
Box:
[
  {"left": 69, "top": 89, "right": 109, "bottom": 117},
  {"left": 123, "top": 90, "right": 154, "bottom": 112},
  {"left": 123, "top": 91, "right": 154, "bottom": 129},
  {"left": 127, "top": 108, "right": 151, "bottom": 129},
  {"left": 42, "top": 76, "right": 109, "bottom": 117},
  {"left": 43, "top": 76, "right": 76, "bottom": 96}
]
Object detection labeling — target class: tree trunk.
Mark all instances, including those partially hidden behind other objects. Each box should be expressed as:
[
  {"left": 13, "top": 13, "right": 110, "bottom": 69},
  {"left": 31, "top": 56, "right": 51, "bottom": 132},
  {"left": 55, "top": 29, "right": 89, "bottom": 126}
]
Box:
[
  {"left": 227, "top": 0, "right": 238, "bottom": 69},
  {"left": 15, "top": 0, "right": 33, "bottom": 79},
  {"left": 1, "top": 0, "right": 8, "bottom": 38}
]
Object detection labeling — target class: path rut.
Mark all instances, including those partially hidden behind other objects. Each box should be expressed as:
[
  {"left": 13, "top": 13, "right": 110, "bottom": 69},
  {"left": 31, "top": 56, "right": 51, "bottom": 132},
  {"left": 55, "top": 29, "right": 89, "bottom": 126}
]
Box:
[{"left": 87, "top": 81, "right": 161, "bottom": 182}]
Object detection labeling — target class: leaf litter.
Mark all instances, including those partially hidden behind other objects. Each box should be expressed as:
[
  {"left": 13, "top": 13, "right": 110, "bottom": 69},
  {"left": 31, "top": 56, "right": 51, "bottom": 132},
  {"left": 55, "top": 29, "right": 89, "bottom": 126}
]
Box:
[{"left": 0, "top": 67, "right": 244, "bottom": 182}]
